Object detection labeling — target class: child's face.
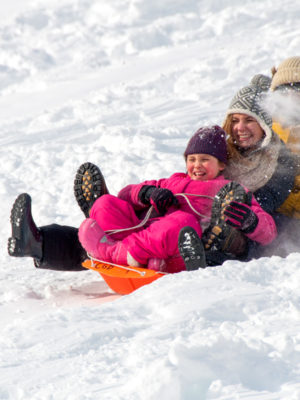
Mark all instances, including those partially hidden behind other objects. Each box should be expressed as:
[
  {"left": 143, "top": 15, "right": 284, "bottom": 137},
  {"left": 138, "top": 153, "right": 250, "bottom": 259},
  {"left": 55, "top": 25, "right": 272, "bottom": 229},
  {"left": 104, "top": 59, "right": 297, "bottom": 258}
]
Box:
[{"left": 186, "top": 153, "right": 225, "bottom": 181}]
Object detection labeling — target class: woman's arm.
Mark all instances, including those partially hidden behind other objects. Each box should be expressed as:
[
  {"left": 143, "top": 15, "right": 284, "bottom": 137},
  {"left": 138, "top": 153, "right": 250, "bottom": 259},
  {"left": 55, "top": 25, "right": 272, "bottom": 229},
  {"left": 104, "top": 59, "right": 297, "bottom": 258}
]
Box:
[{"left": 254, "top": 146, "right": 297, "bottom": 214}]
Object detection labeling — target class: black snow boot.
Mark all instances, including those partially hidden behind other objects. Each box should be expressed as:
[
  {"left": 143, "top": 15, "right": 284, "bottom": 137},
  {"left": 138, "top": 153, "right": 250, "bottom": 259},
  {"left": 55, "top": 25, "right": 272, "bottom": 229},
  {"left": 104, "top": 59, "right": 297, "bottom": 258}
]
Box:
[
  {"left": 178, "top": 226, "right": 206, "bottom": 271},
  {"left": 8, "top": 193, "right": 43, "bottom": 260},
  {"left": 74, "top": 162, "right": 109, "bottom": 218}
]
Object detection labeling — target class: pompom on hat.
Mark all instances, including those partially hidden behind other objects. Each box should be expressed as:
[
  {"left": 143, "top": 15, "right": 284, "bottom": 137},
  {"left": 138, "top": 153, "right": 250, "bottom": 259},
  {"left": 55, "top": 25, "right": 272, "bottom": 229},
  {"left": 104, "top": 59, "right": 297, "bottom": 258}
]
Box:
[
  {"left": 225, "top": 74, "right": 273, "bottom": 148},
  {"left": 184, "top": 125, "right": 227, "bottom": 164},
  {"left": 271, "top": 56, "right": 300, "bottom": 91}
]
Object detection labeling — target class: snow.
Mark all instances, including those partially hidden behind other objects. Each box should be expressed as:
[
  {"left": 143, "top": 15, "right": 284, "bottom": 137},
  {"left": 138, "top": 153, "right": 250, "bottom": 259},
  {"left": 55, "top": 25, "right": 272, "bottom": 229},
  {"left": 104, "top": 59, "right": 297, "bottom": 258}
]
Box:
[{"left": 0, "top": 1, "right": 300, "bottom": 399}]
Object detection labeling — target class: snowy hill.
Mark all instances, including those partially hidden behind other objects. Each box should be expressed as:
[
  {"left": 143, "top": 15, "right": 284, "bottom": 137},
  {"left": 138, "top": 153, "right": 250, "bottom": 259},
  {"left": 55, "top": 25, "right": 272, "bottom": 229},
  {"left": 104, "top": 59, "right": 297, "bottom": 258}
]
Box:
[{"left": 0, "top": 1, "right": 300, "bottom": 399}]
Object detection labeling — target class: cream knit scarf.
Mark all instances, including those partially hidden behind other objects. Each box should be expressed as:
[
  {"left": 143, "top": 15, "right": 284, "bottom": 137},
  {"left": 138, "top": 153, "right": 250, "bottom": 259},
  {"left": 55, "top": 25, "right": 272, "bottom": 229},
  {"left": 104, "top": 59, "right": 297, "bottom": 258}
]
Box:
[{"left": 224, "top": 133, "right": 282, "bottom": 192}]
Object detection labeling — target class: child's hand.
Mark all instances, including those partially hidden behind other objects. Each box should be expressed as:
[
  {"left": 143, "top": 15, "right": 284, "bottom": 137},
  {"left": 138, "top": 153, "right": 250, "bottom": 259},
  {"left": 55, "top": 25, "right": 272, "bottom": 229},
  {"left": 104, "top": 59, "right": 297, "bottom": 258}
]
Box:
[
  {"left": 138, "top": 185, "right": 177, "bottom": 214},
  {"left": 224, "top": 201, "right": 258, "bottom": 233},
  {"left": 149, "top": 188, "right": 178, "bottom": 215},
  {"left": 138, "top": 185, "right": 156, "bottom": 204}
]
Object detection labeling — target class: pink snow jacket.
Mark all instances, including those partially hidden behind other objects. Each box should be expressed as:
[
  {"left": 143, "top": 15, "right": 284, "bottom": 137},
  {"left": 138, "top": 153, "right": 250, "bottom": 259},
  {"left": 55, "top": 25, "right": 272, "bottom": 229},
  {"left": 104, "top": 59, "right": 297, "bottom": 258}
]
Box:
[{"left": 118, "top": 173, "right": 277, "bottom": 246}]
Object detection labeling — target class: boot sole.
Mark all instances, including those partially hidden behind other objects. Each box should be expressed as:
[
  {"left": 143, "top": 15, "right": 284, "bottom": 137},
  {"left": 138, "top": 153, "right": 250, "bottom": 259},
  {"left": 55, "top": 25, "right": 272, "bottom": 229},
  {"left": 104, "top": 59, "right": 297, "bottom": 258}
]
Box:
[
  {"left": 74, "top": 162, "right": 108, "bottom": 218},
  {"left": 178, "top": 226, "right": 206, "bottom": 271},
  {"left": 8, "top": 193, "right": 31, "bottom": 256},
  {"left": 10, "top": 193, "right": 31, "bottom": 240},
  {"left": 203, "top": 182, "right": 249, "bottom": 252}
]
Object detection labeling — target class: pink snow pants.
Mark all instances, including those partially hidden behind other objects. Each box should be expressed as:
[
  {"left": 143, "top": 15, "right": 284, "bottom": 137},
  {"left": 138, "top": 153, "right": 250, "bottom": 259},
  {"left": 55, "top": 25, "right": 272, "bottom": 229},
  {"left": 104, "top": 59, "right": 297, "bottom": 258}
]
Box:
[{"left": 90, "top": 194, "right": 202, "bottom": 273}]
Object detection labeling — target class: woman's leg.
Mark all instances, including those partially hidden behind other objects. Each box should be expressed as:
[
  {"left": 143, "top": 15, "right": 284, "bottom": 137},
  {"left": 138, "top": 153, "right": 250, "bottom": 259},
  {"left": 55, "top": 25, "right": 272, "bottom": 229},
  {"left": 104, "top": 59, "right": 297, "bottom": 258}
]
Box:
[
  {"left": 36, "top": 224, "right": 86, "bottom": 271},
  {"left": 8, "top": 193, "right": 87, "bottom": 271},
  {"left": 8, "top": 163, "right": 111, "bottom": 271}
]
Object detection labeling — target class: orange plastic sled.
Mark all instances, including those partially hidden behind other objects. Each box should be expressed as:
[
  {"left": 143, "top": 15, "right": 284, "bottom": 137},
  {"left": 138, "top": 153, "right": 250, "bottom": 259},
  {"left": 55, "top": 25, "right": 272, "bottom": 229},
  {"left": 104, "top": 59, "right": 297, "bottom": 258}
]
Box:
[{"left": 82, "top": 259, "right": 165, "bottom": 295}]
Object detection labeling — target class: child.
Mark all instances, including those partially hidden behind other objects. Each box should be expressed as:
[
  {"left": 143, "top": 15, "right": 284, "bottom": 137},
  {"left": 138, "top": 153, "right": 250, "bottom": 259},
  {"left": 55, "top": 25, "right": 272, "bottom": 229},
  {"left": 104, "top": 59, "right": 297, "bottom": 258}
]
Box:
[{"left": 78, "top": 126, "right": 277, "bottom": 273}]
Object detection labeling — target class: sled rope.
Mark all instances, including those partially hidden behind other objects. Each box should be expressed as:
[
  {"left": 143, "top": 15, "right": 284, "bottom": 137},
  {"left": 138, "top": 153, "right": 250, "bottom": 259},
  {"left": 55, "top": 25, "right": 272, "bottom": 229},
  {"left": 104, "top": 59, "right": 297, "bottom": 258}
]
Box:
[
  {"left": 104, "top": 192, "right": 214, "bottom": 236},
  {"left": 87, "top": 254, "right": 168, "bottom": 276},
  {"left": 105, "top": 206, "right": 154, "bottom": 235},
  {"left": 175, "top": 193, "right": 214, "bottom": 218}
]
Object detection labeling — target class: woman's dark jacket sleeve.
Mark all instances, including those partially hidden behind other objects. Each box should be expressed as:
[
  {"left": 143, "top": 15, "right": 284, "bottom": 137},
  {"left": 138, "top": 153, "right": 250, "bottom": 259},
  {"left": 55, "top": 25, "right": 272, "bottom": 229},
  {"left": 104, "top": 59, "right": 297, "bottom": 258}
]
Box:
[{"left": 253, "top": 145, "right": 297, "bottom": 214}]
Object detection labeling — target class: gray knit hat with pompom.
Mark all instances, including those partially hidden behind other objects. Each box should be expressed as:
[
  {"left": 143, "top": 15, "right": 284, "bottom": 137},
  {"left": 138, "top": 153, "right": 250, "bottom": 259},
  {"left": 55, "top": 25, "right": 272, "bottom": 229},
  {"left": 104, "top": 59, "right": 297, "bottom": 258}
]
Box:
[{"left": 225, "top": 74, "right": 273, "bottom": 147}]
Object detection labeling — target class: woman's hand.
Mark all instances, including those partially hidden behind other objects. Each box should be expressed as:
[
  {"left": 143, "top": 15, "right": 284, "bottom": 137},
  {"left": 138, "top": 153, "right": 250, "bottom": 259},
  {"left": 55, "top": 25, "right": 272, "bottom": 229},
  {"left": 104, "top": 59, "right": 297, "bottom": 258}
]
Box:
[{"left": 224, "top": 201, "right": 258, "bottom": 233}]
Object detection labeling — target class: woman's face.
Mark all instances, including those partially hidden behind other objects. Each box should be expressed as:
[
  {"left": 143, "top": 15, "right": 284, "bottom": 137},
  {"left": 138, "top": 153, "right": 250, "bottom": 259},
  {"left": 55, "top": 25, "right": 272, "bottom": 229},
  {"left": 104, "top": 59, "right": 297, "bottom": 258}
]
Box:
[{"left": 231, "top": 113, "right": 265, "bottom": 149}]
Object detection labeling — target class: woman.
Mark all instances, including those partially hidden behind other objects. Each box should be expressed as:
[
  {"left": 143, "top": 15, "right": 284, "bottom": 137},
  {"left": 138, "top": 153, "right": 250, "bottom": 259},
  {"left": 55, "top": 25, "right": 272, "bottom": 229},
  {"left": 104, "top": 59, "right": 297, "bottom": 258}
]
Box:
[
  {"left": 270, "top": 56, "right": 300, "bottom": 218},
  {"left": 224, "top": 74, "right": 296, "bottom": 213},
  {"left": 180, "top": 74, "right": 298, "bottom": 269},
  {"left": 257, "top": 56, "right": 300, "bottom": 257}
]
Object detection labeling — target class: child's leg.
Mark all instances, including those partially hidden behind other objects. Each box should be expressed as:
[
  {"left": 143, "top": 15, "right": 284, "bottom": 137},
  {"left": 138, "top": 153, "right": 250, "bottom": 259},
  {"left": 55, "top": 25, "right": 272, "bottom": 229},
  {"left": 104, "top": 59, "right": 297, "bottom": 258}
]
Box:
[
  {"left": 89, "top": 194, "right": 141, "bottom": 240},
  {"left": 78, "top": 218, "right": 142, "bottom": 266},
  {"left": 123, "top": 211, "right": 202, "bottom": 272},
  {"left": 79, "top": 194, "right": 144, "bottom": 265},
  {"left": 78, "top": 210, "right": 201, "bottom": 271}
]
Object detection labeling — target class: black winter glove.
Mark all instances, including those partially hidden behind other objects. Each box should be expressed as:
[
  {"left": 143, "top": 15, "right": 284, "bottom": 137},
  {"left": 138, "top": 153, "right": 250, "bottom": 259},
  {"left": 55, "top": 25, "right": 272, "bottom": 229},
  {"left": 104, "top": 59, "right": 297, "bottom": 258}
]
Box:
[
  {"left": 223, "top": 201, "right": 258, "bottom": 234},
  {"left": 138, "top": 185, "right": 177, "bottom": 215},
  {"left": 138, "top": 185, "right": 156, "bottom": 204},
  {"left": 150, "top": 188, "right": 178, "bottom": 215}
]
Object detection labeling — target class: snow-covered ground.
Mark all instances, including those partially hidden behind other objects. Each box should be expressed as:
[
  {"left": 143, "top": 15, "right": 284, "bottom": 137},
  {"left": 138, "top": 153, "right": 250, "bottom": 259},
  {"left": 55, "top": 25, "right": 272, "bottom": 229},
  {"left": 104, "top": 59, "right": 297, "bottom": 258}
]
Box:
[{"left": 0, "top": 1, "right": 300, "bottom": 399}]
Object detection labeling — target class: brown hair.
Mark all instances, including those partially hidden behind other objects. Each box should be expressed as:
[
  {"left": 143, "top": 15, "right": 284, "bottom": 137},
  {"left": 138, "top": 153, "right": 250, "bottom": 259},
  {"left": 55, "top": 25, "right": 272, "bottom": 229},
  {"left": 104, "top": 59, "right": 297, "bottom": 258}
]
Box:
[{"left": 222, "top": 114, "right": 241, "bottom": 161}]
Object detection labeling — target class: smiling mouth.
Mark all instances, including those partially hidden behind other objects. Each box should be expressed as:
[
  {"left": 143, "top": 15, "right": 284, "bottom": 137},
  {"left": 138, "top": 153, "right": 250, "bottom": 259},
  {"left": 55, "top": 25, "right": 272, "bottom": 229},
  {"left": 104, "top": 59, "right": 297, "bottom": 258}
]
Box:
[
  {"left": 194, "top": 171, "right": 205, "bottom": 177},
  {"left": 238, "top": 134, "right": 252, "bottom": 142}
]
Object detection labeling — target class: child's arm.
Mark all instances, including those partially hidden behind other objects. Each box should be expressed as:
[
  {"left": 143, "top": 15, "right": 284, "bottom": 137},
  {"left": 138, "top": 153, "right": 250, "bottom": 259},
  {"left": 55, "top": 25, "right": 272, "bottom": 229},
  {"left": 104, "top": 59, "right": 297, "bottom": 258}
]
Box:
[
  {"left": 118, "top": 179, "right": 166, "bottom": 208},
  {"left": 118, "top": 180, "right": 177, "bottom": 215},
  {"left": 117, "top": 183, "right": 150, "bottom": 210}
]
